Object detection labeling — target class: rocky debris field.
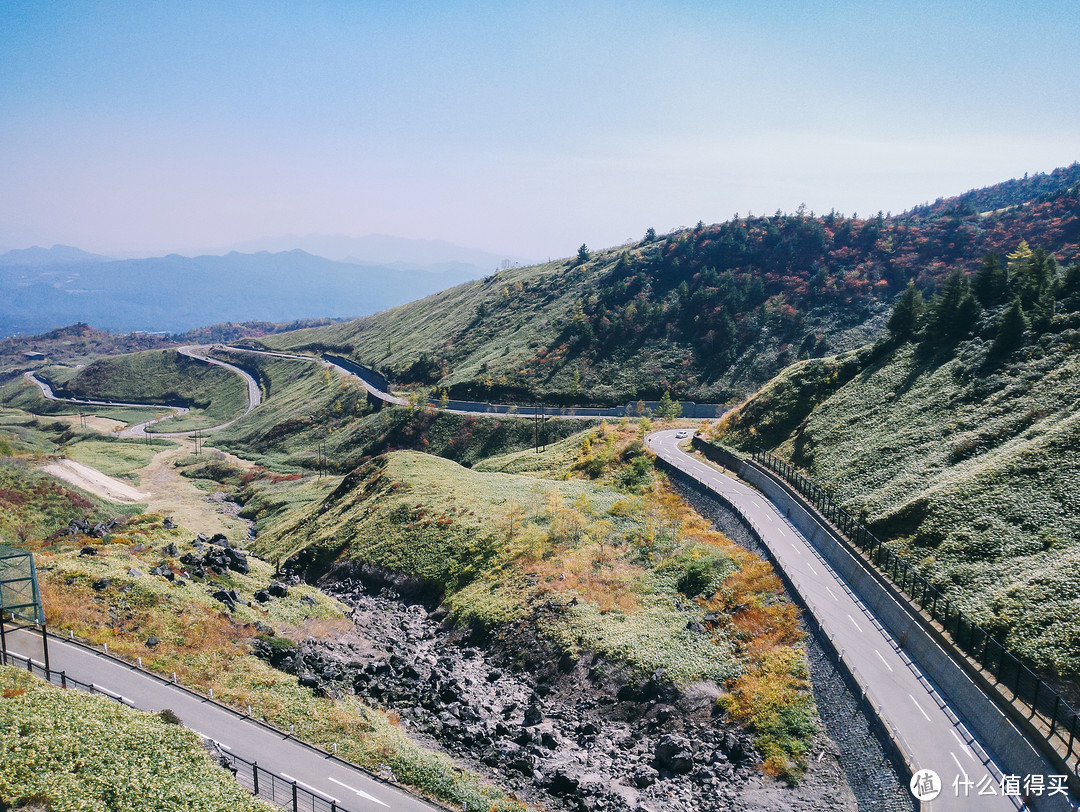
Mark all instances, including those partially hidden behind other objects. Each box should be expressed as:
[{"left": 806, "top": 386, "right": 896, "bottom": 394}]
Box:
[{"left": 252, "top": 563, "right": 857, "bottom": 812}]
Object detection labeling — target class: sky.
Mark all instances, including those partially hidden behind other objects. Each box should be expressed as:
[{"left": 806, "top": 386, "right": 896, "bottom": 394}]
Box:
[{"left": 1, "top": 0, "right": 1078, "bottom": 262}]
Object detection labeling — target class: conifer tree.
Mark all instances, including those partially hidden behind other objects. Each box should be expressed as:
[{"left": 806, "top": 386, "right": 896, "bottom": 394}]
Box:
[
  {"left": 973, "top": 253, "right": 1008, "bottom": 306},
  {"left": 925, "top": 271, "right": 980, "bottom": 342},
  {"left": 991, "top": 297, "right": 1028, "bottom": 356},
  {"left": 887, "top": 281, "right": 925, "bottom": 340}
]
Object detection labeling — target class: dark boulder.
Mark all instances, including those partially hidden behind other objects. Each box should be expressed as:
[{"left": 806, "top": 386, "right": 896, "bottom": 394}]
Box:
[
  {"left": 254, "top": 589, "right": 271, "bottom": 603},
  {"left": 654, "top": 733, "right": 695, "bottom": 774},
  {"left": 210, "top": 588, "right": 239, "bottom": 611},
  {"left": 631, "top": 764, "right": 659, "bottom": 787},
  {"left": 268, "top": 581, "right": 289, "bottom": 598}
]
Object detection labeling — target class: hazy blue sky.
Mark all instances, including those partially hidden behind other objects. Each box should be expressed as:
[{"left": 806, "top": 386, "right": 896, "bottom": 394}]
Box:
[{"left": 1, "top": 1, "right": 1077, "bottom": 261}]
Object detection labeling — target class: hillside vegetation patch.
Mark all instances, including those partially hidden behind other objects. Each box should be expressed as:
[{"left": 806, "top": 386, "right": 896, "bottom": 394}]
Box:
[{"left": 0, "top": 666, "right": 275, "bottom": 812}]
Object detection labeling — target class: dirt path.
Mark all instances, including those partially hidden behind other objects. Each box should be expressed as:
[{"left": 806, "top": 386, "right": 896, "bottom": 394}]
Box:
[
  {"left": 42, "top": 459, "right": 150, "bottom": 503},
  {"left": 127, "top": 438, "right": 253, "bottom": 539}
]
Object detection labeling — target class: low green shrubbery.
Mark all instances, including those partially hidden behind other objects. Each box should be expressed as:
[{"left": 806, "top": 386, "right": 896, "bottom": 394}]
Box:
[{"left": 0, "top": 666, "right": 275, "bottom": 812}]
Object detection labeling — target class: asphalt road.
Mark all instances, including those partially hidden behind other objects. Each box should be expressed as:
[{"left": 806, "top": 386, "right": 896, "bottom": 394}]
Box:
[
  {"left": 22, "top": 345, "right": 261, "bottom": 438},
  {"left": 4, "top": 627, "right": 441, "bottom": 812},
  {"left": 24, "top": 369, "right": 191, "bottom": 435},
  {"left": 647, "top": 429, "right": 1022, "bottom": 812}
]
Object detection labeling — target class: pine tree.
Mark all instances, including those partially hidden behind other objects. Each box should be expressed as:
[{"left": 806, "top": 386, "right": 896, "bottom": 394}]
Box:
[
  {"left": 973, "top": 253, "right": 1008, "bottom": 306},
  {"left": 887, "top": 281, "right": 926, "bottom": 340},
  {"left": 576, "top": 244, "right": 591, "bottom": 264},
  {"left": 991, "top": 297, "right": 1028, "bottom": 357},
  {"left": 925, "top": 271, "right": 980, "bottom": 342}
]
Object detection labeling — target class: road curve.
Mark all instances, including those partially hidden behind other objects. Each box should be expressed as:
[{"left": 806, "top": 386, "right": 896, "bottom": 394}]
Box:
[
  {"left": 24, "top": 370, "right": 192, "bottom": 436},
  {"left": 22, "top": 345, "right": 262, "bottom": 438},
  {"left": 646, "top": 429, "right": 1020, "bottom": 812},
  {"left": 4, "top": 628, "right": 442, "bottom": 812}
]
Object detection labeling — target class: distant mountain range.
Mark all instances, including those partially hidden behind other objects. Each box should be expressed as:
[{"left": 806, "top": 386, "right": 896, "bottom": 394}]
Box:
[
  {"left": 0, "top": 247, "right": 488, "bottom": 336},
  {"left": 214, "top": 233, "right": 525, "bottom": 269}
]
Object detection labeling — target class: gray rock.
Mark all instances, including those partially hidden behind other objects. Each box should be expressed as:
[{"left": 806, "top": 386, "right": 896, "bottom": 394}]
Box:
[
  {"left": 654, "top": 733, "right": 695, "bottom": 774},
  {"left": 268, "top": 581, "right": 289, "bottom": 598}
]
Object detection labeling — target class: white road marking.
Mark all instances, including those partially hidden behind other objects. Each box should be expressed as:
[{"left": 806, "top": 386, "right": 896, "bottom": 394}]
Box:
[
  {"left": 874, "top": 649, "right": 894, "bottom": 672},
  {"left": 847, "top": 614, "right": 864, "bottom": 633},
  {"left": 328, "top": 776, "right": 390, "bottom": 807},
  {"left": 777, "top": 526, "right": 786, "bottom": 536},
  {"left": 791, "top": 543, "right": 802, "bottom": 555},
  {"left": 807, "top": 561, "right": 818, "bottom": 575},
  {"left": 951, "top": 728, "right": 976, "bottom": 761},
  {"left": 910, "top": 694, "right": 932, "bottom": 722},
  {"left": 826, "top": 586, "right": 839, "bottom": 601},
  {"left": 950, "top": 751, "right": 968, "bottom": 778},
  {"left": 282, "top": 774, "right": 337, "bottom": 801},
  {"left": 764, "top": 512, "right": 774, "bottom": 522}
]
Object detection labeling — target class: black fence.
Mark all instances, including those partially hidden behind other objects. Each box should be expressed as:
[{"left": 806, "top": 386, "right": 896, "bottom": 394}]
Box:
[
  {"left": 225, "top": 751, "right": 346, "bottom": 812},
  {"left": 0, "top": 646, "right": 356, "bottom": 812},
  {"left": 748, "top": 446, "right": 1080, "bottom": 782}
]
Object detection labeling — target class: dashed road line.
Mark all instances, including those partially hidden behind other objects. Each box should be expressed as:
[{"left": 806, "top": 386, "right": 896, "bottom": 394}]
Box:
[
  {"left": 328, "top": 777, "right": 390, "bottom": 807},
  {"left": 847, "top": 614, "right": 864, "bottom": 633},
  {"left": 910, "top": 694, "right": 932, "bottom": 722},
  {"left": 951, "top": 728, "right": 976, "bottom": 761},
  {"left": 282, "top": 774, "right": 337, "bottom": 801},
  {"left": 826, "top": 586, "right": 839, "bottom": 601},
  {"left": 874, "top": 649, "right": 894, "bottom": 672}
]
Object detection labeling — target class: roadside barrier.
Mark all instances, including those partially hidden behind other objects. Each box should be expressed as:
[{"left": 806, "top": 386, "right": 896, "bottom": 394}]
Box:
[
  {"left": 686, "top": 436, "right": 1080, "bottom": 802},
  {"left": 0, "top": 647, "right": 356, "bottom": 812},
  {"left": 743, "top": 445, "right": 1080, "bottom": 786}
]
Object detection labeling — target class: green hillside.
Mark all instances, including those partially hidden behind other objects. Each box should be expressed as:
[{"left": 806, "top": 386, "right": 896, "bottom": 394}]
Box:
[
  {"left": 46, "top": 349, "right": 248, "bottom": 432},
  {"left": 714, "top": 247, "right": 1080, "bottom": 694},
  {"left": 0, "top": 666, "right": 274, "bottom": 812},
  {"left": 204, "top": 348, "right": 594, "bottom": 472},
  {"left": 260, "top": 165, "right": 1080, "bottom": 405},
  {"left": 255, "top": 426, "right": 818, "bottom": 777}
]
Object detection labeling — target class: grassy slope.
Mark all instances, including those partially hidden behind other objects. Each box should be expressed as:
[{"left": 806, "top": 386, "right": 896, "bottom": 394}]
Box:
[
  {"left": 47, "top": 349, "right": 247, "bottom": 431},
  {"left": 64, "top": 437, "right": 176, "bottom": 484},
  {"left": 0, "top": 667, "right": 275, "bottom": 812},
  {"left": 715, "top": 325, "right": 1080, "bottom": 688},
  {"left": 259, "top": 251, "right": 874, "bottom": 405},
  {"left": 210, "top": 347, "right": 594, "bottom": 471},
  {"left": 255, "top": 426, "right": 817, "bottom": 777},
  {"left": 0, "top": 375, "right": 170, "bottom": 426},
  {"left": 258, "top": 171, "right": 1080, "bottom": 405}
]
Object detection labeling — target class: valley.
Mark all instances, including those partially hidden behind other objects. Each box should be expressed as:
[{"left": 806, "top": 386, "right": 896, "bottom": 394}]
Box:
[{"left": 1, "top": 166, "right": 1079, "bottom": 812}]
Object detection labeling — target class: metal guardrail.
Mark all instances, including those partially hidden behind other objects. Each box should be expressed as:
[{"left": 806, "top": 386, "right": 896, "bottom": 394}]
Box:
[
  {"left": 747, "top": 445, "right": 1080, "bottom": 784},
  {"left": 0, "top": 648, "right": 355, "bottom": 812}
]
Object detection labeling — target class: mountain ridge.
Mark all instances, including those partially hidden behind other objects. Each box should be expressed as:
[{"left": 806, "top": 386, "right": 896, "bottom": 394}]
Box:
[{"left": 259, "top": 163, "right": 1080, "bottom": 406}]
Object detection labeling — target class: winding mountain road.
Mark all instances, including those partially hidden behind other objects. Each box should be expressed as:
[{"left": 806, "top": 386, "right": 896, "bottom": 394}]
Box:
[
  {"left": 24, "top": 345, "right": 261, "bottom": 438},
  {"left": 647, "top": 429, "right": 1031, "bottom": 812},
  {"left": 22, "top": 344, "right": 1071, "bottom": 810}
]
